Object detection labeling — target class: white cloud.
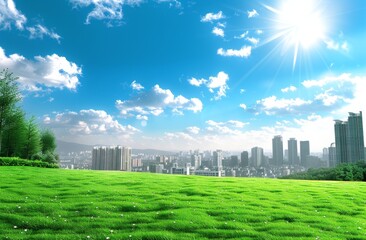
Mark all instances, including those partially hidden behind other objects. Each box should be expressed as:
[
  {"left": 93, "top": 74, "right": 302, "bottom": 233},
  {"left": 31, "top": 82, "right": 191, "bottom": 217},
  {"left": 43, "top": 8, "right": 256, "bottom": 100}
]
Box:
[
  {"left": 136, "top": 115, "right": 148, "bottom": 121},
  {"left": 186, "top": 126, "right": 200, "bottom": 134},
  {"left": 205, "top": 119, "right": 249, "bottom": 134},
  {"left": 250, "top": 96, "right": 312, "bottom": 115},
  {"left": 246, "top": 37, "right": 259, "bottom": 45},
  {"left": 70, "top": 0, "right": 143, "bottom": 25},
  {"left": 281, "top": 86, "right": 297, "bottom": 93},
  {"left": 212, "top": 27, "right": 224, "bottom": 37},
  {"left": 249, "top": 73, "right": 363, "bottom": 116},
  {"left": 116, "top": 84, "right": 202, "bottom": 118},
  {"left": 155, "top": 0, "right": 181, "bottom": 8},
  {"left": 0, "top": 0, "right": 26, "bottom": 30},
  {"left": 217, "top": 22, "right": 225, "bottom": 28},
  {"left": 302, "top": 73, "right": 366, "bottom": 116},
  {"left": 324, "top": 39, "right": 349, "bottom": 52},
  {"left": 256, "top": 29, "right": 263, "bottom": 35},
  {"left": 0, "top": 47, "right": 82, "bottom": 91},
  {"left": 189, "top": 71, "right": 229, "bottom": 100},
  {"left": 44, "top": 109, "right": 139, "bottom": 135},
  {"left": 188, "top": 77, "right": 206, "bottom": 87},
  {"left": 130, "top": 80, "right": 144, "bottom": 91},
  {"left": 201, "top": 11, "right": 224, "bottom": 22},
  {"left": 240, "top": 89, "right": 245, "bottom": 94},
  {"left": 234, "top": 31, "right": 248, "bottom": 39},
  {"left": 217, "top": 46, "right": 252, "bottom": 58},
  {"left": 239, "top": 103, "right": 247, "bottom": 110},
  {"left": 247, "top": 9, "right": 258, "bottom": 18},
  {"left": 44, "top": 109, "right": 140, "bottom": 145},
  {"left": 27, "top": 24, "right": 61, "bottom": 43},
  {"left": 302, "top": 73, "right": 355, "bottom": 88},
  {"left": 0, "top": 0, "right": 60, "bottom": 41}
]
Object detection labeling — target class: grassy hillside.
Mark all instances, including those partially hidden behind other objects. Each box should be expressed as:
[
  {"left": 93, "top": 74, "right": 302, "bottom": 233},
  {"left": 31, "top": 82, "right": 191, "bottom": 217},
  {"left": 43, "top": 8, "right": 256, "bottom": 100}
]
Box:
[{"left": 1, "top": 167, "right": 366, "bottom": 240}]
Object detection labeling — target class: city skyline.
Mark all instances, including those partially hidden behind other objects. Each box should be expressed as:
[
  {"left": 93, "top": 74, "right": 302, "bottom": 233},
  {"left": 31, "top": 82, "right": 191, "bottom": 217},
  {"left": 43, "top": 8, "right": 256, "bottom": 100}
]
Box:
[{"left": 1, "top": 0, "right": 366, "bottom": 151}]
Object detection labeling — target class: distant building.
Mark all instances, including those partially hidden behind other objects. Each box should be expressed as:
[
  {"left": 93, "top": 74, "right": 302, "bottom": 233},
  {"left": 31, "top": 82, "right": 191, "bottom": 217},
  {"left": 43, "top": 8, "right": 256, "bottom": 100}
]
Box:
[
  {"left": 190, "top": 154, "right": 202, "bottom": 169},
  {"left": 347, "top": 112, "right": 365, "bottom": 163},
  {"left": 92, "top": 146, "right": 131, "bottom": 171},
  {"left": 328, "top": 143, "right": 336, "bottom": 168},
  {"left": 300, "top": 141, "right": 310, "bottom": 167},
  {"left": 240, "top": 151, "right": 249, "bottom": 167},
  {"left": 195, "top": 169, "right": 225, "bottom": 177},
  {"left": 251, "top": 147, "right": 264, "bottom": 167},
  {"left": 288, "top": 138, "right": 299, "bottom": 165},
  {"left": 334, "top": 112, "right": 365, "bottom": 164},
  {"left": 272, "top": 135, "right": 284, "bottom": 166},
  {"left": 335, "top": 120, "right": 348, "bottom": 164},
  {"left": 213, "top": 150, "right": 223, "bottom": 169},
  {"left": 230, "top": 155, "right": 239, "bottom": 168}
]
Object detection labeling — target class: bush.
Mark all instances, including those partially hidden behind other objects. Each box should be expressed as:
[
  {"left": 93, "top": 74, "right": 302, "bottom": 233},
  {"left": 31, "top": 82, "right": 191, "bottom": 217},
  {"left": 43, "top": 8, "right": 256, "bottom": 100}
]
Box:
[
  {"left": 280, "top": 162, "right": 366, "bottom": 181},
  {"left": 0, "top": 157, "right": 59, "bottom": 168}
]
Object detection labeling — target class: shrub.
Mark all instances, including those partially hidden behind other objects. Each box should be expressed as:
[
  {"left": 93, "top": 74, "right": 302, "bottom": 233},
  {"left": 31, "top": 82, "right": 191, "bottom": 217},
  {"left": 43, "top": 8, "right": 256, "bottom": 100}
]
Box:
[{"left": 0, "top": 157, "right": 59, "bottom": 168}]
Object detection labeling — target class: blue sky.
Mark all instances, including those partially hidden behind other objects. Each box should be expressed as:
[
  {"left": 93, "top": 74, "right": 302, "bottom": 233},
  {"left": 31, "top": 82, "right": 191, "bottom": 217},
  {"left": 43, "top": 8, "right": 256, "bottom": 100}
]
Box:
[{"left": 1, "top": 0, "right": 365, "bottom": 152}]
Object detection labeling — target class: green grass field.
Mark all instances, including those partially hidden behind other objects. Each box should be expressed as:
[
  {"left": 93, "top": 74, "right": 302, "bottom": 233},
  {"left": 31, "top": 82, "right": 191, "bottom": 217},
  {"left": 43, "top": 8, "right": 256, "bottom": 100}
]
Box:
[{"left": 1, "top": 167, "right": 366, "bottom": 240}]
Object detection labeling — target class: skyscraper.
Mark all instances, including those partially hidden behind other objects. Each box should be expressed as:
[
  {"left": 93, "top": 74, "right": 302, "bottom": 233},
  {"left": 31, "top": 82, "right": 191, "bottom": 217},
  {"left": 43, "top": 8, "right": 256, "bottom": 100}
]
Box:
[
  {"left": 213, "top": 150, "right": 223, "bottom": 169},
  {"left": 251, "top": 147, "right": 263, "bottom": 167},
  {"left": 240, "top": 151, "right": 249, "bottom": 167},
  {"left": 300, "top": 141, "right": 310, "bottom": 167},
  {"left": 334, "top": 112, "right": 365, "bottom": 164},
  {"left": 92, "top": 146, "right": 132, "bottom": 171},
  {"left": 288, "top": 138, "right": 299, "bottom": 165},
  {"left": 334, "top": 120, "right": 348, "bottom": 164},
  {"left": 272, "top": 135, "right": 284, "bottom": 166},
  {"left": 328, "top": 143, "right": 336, "bottom": 168},
  {"left": 347, "top": 112, "right": 365, "bottom": 163}
]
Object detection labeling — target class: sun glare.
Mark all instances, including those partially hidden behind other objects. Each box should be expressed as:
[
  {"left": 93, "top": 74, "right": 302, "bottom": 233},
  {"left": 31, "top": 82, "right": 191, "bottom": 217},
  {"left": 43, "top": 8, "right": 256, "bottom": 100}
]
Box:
[{"left": 264, "top": 0, "right": 327, "bottom": 69}]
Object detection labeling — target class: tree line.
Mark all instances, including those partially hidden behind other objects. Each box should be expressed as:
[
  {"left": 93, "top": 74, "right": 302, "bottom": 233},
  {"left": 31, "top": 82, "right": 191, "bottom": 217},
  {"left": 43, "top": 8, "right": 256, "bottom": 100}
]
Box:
[
  {"left": 280, "top": 162, "right": 366, "bottom": 181},
  {"left": 0, "top": 69, "right": 58, "bottom": 163}
]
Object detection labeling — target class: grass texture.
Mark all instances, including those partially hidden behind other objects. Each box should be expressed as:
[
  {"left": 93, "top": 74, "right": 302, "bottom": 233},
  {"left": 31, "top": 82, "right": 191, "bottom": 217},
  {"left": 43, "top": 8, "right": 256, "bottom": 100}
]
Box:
[{"left": 1, "top": 166, "right": 366, "bottom": 239}]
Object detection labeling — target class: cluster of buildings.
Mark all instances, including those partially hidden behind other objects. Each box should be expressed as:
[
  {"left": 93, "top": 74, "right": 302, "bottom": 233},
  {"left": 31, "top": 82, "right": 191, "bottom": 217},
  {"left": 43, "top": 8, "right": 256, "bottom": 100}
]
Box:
[
  {"left": 333, "top": 112, "right": 365, "bottom": 165},
  {"left": 91, "top": 146, "right": 132, "bottom": 171},
  {"left": 61, "top": 111, "right": 365, "bottom": 178}
]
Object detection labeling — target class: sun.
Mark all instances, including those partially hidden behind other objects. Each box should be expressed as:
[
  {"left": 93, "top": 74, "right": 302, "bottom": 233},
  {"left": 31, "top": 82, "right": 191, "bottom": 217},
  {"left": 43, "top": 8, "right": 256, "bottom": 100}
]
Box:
[{"left": 264, "top": 0, "right": 327, "bottom": 69}]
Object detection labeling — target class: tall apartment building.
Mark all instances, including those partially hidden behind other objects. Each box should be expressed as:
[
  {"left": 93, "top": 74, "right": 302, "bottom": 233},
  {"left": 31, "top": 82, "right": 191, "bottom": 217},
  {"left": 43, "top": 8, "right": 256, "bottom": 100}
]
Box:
[
  {"left": 288, "top": 138, "right": 299, "bottom": 165},
  {"left": 251, "top": 147, "right": 263, "bottom": 167},
  {"left": 300, "top": 141, "right": 310, "bottom": 167},
  {"left": 213, "top": 150, "right": 223, "bottom": 169},
  {"left": 347, "top": 112, "right": 365, "bottom": 163},
  {"left": 334, "top": 112, "right": 365, "bottom": 164},
  {"left": 240, "top": 151, "right": 249, "bottom": 167},
  {"left": 272, "top": 135, "right": 284, "bottom": 166},
  {"left": 92, "top": 146, "right": 131, "bottom": 171}
]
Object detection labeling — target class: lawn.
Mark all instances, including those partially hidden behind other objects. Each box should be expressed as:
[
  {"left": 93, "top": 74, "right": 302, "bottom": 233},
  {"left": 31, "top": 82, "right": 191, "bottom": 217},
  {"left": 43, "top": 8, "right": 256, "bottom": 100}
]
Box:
[{"left": 1, "top": 166, "right": 366, "bottom": 240}]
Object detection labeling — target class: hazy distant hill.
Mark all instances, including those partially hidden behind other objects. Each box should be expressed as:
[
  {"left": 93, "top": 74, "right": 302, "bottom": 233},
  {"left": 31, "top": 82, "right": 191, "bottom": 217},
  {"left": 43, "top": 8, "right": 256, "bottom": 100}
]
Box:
[
  {"left": 56, "top": 140, "right": 92, "bottom": 154},
  {"left": 56, "top": 140, "right": 175, "bottom": 155}
]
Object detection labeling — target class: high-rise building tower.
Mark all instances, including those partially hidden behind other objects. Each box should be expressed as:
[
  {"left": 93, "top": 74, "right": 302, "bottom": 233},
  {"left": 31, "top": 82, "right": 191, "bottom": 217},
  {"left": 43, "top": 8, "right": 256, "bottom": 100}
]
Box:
[
  {"left": 328, "top": 143, "right": 336, "bottom": 168},
  {"left": 288, "top": 138, "right": 299, "bottom": 165},
  {"left": 347, "top": 112, "right": 365, "bottom": 163},
  {"left": 240, "top": 151, "right": 249, "bottom": 167},
  {"left": 251, "top": 147, "right": 263, "bottom": 167},
  {"left": 213, "top": 150, "right": 223, "bottom": 169},
  {"left": 272, "top": 135, "right": 284, "bottom": 166},
  {"left": 92, "top": 146, "right": 132, "bottom": 171},
  {"left": 334, "top": 120, "right": 348, "bottom": 164},
  {"left": 300, "top": 141, "right": 310, "bottom": 167}
]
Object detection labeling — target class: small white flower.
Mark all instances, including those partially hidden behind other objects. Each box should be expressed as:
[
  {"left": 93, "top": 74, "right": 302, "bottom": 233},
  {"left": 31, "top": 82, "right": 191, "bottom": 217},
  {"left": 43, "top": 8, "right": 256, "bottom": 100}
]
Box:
[{"left": 13, "top": 226, "right": 17, "bottom": 229}]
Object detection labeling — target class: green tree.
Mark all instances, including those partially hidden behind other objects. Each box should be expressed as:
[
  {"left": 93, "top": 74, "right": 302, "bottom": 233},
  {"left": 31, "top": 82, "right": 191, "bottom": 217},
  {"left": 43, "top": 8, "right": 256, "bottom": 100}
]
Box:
[
  {"left": 40, "top": 129, "right": 58, "bottom": 163},
  {"left": 0, "top": 108, "right": 26, "bottom": 157},
  {"left": 40, "top": 129, "right": 57, "bottom": 154},
  {"left": 22, "top": 117, "right": 42, "bottom": 160},
  {"left": 0, "top": 69, "right": 21, "bottom": 155}
]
